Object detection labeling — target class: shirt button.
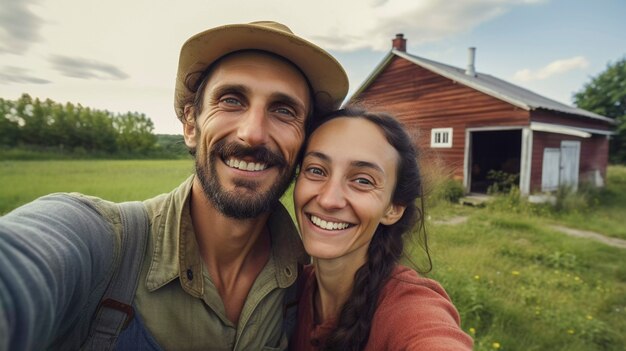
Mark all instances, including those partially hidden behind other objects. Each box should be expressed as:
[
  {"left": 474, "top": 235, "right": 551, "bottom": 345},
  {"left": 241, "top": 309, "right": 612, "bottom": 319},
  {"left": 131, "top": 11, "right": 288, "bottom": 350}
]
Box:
[
  {"left": 310, "top": 338, "right": 320, "bottom": 347},
  {"left": 186, "top": 269, "right": 193, "bottom": 281}
]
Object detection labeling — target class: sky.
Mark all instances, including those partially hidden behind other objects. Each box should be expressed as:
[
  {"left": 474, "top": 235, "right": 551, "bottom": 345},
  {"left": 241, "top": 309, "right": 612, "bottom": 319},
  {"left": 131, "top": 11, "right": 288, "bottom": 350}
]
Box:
[{"left": 1, "top": 0, "right": 625, "bottom": 134}]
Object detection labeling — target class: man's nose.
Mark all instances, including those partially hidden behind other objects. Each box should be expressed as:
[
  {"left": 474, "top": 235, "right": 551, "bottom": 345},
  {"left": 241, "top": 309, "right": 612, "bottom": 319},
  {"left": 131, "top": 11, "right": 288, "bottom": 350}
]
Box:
[{"left": 237, "top": 106, "right": 269, "bottom": 147}]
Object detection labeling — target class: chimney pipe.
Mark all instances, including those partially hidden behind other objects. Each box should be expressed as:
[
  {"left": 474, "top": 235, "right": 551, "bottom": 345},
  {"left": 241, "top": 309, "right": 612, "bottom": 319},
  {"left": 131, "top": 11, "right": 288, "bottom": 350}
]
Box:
[
  {"left": 466, "top": 47, "right": 476, "bottom": 77},
  {"left": 392, "top": 33, "right": 406, "bottom": 52}
]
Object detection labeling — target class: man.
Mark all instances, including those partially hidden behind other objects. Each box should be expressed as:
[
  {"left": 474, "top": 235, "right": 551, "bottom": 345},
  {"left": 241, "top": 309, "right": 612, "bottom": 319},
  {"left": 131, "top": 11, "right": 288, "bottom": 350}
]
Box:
[{"left": 0, "top": 21, "right": 348, "bottom": 350}]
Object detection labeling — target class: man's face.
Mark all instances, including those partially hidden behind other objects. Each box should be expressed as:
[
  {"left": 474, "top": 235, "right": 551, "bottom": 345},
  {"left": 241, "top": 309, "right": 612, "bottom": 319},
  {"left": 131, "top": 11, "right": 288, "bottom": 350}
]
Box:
[{"left": 183, "top": 51, "right": 311, "bottom": 219}]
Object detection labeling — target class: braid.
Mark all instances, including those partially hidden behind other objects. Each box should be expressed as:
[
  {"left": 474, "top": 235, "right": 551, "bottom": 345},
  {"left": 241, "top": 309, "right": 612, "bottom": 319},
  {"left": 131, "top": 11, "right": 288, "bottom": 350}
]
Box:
[
  {"left": 324, "top": 225, "right": 403, "bottom": 350},
  {"left": 306, "top": 106, "right": 429, "bottom": 350}
]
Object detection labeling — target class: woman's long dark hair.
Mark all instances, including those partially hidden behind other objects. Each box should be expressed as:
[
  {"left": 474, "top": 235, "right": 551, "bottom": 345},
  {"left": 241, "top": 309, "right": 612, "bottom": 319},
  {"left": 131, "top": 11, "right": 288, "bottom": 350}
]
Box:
[{"left": 306, "top": 106, "right": 431, "bottom": 351}]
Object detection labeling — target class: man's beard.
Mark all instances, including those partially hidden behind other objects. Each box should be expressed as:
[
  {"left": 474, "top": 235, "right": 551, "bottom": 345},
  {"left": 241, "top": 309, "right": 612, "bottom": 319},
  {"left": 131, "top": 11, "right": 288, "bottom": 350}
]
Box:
[{"left": 195, "top": 139, "right": 295, "bottom": 219}]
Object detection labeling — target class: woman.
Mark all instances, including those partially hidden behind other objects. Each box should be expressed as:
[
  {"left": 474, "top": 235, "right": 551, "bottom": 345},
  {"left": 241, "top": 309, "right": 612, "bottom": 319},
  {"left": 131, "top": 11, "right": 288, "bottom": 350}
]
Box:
[{"left": 291, "top": 107, "right": 473, "bottom": 350}]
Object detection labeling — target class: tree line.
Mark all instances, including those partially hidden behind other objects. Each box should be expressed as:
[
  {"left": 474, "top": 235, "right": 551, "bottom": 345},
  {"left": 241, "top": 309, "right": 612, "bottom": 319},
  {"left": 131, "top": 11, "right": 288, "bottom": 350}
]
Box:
[
  {"left": 0, "top": 94, "right": 187, "bottom": 158},
  {"left": 574, "top": 56, "right": 626, "bottom": 164}
]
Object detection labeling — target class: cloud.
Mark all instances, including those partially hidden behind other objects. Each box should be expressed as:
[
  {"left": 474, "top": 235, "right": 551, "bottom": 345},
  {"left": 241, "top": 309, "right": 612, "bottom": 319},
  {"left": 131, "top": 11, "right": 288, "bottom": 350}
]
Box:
[
  {"left": 0, "top": 66, "right": 50, "bottom": 84},
  {"left": 513, "top": 56, "right": 589, "bottom": 82},
  {"left": 0, "top": 0, "right": 45, "bottom": 55},
  {"left": 50, "top": 55, "right": 130, "bottom": 80},
  {"left": 306, "top": 0, "right": 545, "bottom": 52}
]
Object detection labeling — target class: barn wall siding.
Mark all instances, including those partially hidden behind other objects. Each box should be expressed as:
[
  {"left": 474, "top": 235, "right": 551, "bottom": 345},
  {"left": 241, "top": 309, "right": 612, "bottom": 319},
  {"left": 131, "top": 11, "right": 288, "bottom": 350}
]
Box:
[
  {"left": 353, "top": 55, "right": 612, "bottom": 193},
  {"left": 356, "top": 57, "right": 529, "bottom": 180},
  {"left": 531, "top": 132, "right": 609, "bottom": 192}
]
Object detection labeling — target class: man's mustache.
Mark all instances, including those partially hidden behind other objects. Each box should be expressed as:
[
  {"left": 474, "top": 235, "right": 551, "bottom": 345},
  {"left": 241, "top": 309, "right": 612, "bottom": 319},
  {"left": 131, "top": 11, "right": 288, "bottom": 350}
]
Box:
[{"left": 212, "top": 140, "right": 287, "bottom": 169}]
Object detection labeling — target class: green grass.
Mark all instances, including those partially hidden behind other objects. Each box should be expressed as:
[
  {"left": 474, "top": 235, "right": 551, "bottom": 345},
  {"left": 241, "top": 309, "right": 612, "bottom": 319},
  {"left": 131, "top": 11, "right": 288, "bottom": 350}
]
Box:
[
  {"left": 421, "top": 165, "right": 626, "bottom": 350},
  {"left": 547, "top": 166, "right": 626, "bottom": 240},
  {"left": 1, "top": 160, "right": 625, "bottom": 350},
  {"left": 0, "top": 159, "right": 194, "bottom": 214}
]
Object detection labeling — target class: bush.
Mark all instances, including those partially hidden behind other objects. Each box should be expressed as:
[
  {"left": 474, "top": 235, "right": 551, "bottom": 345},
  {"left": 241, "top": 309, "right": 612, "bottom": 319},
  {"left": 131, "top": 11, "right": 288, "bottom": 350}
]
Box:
[
  {"left": 552, "top": 183, "right": 600, "bottom": 214},
  {"left": 431, "top": 178, "right": 465, "bottom": 203},
  {"left": 487, "top": 170, "right": 519, "bottom": 194}
]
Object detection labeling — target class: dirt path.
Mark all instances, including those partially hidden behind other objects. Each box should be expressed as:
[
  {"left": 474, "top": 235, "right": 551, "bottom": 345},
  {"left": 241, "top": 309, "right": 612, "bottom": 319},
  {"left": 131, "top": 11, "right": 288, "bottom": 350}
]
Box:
[
  {"left": 431, "top": 216, "right": 468, "bottom": 225},
  {"left": 548, "top": 225, "right": 626, "bottom": 249},
  {"left": 431, "top": 216, "right": 626, "bottom": 249}
]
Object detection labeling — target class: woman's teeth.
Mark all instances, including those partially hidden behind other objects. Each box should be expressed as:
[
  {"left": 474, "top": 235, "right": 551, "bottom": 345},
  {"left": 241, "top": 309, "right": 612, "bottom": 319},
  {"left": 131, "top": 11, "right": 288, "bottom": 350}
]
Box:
[{"left": 310, "top": 215, "right": 350, "bottom": 230}]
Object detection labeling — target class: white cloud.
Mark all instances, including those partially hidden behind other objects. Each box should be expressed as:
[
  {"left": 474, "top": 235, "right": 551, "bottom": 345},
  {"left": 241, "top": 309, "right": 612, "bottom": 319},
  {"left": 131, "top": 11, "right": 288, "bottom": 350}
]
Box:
[
  {"left": 302, "top": 0, "right": 545, "bottom": 52},
  {"left": 513, "top": 56, "right": 589, "bottom": 82}
]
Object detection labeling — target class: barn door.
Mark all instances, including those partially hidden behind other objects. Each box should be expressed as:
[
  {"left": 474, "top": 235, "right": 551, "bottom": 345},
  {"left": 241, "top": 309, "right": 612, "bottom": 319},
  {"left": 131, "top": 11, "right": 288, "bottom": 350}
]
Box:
[
  {"left": 541, "top": 148, "right": 560, "bottom": 192},
  {"left": 560, "top": 141, "right": 581, "bottom": 190}
]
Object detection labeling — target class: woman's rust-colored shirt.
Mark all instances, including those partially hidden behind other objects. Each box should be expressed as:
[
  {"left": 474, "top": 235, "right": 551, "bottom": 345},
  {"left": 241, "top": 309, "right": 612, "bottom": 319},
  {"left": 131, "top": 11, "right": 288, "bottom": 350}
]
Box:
[{"left": 291, "top": 265, "right": 473, "bottom": 350}]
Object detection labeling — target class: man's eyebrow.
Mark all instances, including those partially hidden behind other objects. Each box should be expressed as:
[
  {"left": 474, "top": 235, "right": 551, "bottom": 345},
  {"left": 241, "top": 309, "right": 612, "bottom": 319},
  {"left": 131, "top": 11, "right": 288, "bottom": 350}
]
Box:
[{"left": 210, "top": 84, "right": 249, "bottom": 97}]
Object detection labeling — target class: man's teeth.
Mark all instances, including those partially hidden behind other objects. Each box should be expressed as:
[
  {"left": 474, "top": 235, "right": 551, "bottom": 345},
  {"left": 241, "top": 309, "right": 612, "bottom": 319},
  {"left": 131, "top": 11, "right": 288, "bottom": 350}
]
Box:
[
  {"left": 310, "top": 215, "right": 350, "bottom": 230},
  {"left": 226, "top": 159, "right": 268, "bottom": 171}
]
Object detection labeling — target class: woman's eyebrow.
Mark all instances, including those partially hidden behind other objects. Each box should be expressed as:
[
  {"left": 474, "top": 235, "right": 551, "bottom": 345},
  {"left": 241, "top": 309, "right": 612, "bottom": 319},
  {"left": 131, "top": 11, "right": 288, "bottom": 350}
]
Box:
[
  {"left": 305, "top": 151, "right": 385, "bottom": 174},
  {"left": 304, "top": 151, "right": 330, "bottom": 162},
  {"left": 351, "top": 160, "right": 385, "bottom": 175}
]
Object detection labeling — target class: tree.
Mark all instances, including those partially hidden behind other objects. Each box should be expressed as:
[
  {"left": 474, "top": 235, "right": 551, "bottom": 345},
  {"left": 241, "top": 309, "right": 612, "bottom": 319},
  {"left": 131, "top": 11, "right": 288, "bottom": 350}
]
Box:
[
  {"left": 113, "top": 112, "right": 157, "bottom": 154},
  {"left": 573, "top": 57, "right": 626, "bottom": 163}
]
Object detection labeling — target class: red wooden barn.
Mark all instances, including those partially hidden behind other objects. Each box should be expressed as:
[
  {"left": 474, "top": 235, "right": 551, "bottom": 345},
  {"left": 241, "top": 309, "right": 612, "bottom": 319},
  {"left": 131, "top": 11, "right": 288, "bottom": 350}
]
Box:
[{"left": 348, "top": 34, "right": 616, "bottom": 196}]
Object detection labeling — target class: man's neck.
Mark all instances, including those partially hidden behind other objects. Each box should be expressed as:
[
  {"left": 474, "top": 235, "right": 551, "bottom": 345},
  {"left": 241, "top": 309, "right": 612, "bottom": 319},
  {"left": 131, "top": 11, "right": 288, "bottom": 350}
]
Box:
[{"left": 188, "top": 178, "right": 272, "bottom": 324}]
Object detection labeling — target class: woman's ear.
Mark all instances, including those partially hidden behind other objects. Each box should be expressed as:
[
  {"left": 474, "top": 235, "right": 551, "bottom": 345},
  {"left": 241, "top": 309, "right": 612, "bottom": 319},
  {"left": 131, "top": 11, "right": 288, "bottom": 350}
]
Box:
[
  {"left": 182, "top": 105, "right": 197, "bottom": 148},
  {"left": 380, "top": 204, "right": 406, "bottom": 226}
]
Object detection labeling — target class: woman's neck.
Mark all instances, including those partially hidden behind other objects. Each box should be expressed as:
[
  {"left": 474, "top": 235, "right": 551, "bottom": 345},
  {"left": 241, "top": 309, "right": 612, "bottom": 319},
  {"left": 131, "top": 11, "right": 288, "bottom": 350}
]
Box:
[{"left": 312, "top": 253, "right": 367, "bottom": 323}]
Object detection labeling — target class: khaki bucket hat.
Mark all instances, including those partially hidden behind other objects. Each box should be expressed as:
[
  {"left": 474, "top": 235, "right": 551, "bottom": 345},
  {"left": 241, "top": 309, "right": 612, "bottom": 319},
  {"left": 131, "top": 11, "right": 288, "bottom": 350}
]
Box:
[{"left": 174, "top": 21, "right": 349, "bottom": 120}]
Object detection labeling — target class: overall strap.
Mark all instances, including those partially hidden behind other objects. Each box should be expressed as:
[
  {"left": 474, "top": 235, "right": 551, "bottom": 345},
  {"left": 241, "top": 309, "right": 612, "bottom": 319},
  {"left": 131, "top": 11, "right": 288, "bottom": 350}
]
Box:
[
  {"left": 82, "top": 201, "right": 149, "bottom": 351},
  {"left": 283, "top": 263, "right": 304, "bottom": 339}
]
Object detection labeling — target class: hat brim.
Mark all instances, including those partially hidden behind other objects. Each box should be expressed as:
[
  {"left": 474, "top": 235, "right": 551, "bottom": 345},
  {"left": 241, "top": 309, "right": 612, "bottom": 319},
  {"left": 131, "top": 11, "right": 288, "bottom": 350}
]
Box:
[{"left": 175, "top": 23, "right": 349, "bottom": 119}]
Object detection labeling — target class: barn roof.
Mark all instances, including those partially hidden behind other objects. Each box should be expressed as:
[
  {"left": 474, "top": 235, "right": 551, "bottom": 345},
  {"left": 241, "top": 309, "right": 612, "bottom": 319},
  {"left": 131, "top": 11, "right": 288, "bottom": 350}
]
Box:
[{"left": 349, "top": 49, "right": 615, "bottom": 124}]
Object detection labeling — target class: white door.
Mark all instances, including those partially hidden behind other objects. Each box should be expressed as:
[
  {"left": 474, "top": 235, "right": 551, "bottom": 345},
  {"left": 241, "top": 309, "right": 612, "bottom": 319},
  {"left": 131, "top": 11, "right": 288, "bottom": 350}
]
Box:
[
  {"left": 560, "top": 141, "right": 581, "bottom": 190},
  {"left": 541, "top": 148, "right": 560, "bottom": 192}
]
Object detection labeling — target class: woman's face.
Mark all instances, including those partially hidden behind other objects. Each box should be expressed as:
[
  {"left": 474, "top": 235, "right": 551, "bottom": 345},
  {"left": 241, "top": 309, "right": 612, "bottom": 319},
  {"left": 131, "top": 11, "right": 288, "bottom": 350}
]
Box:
[{"left": 294, "top": 117, "right": 405, "bottom": 263}]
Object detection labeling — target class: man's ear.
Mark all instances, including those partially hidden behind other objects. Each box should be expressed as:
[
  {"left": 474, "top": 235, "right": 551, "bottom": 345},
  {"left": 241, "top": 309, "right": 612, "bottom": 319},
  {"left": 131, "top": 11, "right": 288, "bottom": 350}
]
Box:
[
  {"left": 182, "top": 105, "right": 197, "bottom": 148},
  {"left": 380, "top": 203, "right": 406, "bottom": 226}
]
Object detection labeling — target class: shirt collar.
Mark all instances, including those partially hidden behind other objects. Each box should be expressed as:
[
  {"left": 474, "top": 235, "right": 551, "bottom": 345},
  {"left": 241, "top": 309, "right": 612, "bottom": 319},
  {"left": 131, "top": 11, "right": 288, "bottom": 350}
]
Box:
[{"left": 144, "top": 175, "right": 308, "bottom": 296}]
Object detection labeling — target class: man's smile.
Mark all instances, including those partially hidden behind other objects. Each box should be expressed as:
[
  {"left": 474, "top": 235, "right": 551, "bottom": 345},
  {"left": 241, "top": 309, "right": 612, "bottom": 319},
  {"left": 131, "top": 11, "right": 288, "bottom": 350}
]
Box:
[{"left": 225, "top": 158, "right": 269, "bottom": 172}]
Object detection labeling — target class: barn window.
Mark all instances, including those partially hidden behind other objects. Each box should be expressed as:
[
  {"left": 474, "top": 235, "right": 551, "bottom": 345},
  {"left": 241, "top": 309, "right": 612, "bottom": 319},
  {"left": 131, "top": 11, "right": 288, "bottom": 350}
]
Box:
[{"left": 431, "top": 128, "right": 453, "bottom": 148}]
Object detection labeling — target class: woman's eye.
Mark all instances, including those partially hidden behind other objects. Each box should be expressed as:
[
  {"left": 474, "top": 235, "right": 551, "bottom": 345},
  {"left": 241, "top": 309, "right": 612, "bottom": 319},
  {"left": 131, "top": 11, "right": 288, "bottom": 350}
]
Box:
[
  {"left": 355, "top": 177, "right": 374, "bottom": 186},
  {"left": 306, "top": 167, "right": 324, "bottom": 176}
]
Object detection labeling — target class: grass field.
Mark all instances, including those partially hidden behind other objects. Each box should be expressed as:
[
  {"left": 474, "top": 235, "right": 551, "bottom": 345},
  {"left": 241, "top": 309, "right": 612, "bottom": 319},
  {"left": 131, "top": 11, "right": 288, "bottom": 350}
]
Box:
[
  {"left": 1, "top": 160, "right": 625, "bottom": 350},
  {"left": 0, "top": 159, "right": 194, "bottom": 214},
  {"left": 421, "top": 165, "right": 626, "bottom": 350}
]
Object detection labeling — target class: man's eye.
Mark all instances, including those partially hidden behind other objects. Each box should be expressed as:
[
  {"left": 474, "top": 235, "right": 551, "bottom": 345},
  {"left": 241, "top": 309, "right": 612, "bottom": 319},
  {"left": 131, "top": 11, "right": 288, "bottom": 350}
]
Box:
[
  {"left": 220, "top": 97, "right": 241, "bottom": 106},
  {"left": 274, "top": 106, "right": 296, "bottom": 117}
]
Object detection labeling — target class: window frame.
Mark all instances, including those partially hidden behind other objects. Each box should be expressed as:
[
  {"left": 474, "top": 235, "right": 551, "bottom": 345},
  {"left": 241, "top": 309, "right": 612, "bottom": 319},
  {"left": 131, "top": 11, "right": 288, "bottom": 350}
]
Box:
[{"left": 431, "top": 127, "right": 453, "bottom": 148}]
